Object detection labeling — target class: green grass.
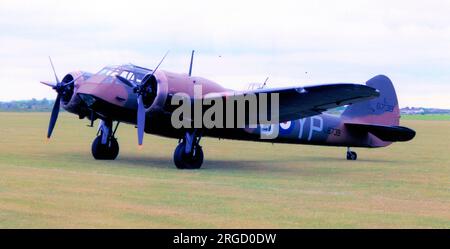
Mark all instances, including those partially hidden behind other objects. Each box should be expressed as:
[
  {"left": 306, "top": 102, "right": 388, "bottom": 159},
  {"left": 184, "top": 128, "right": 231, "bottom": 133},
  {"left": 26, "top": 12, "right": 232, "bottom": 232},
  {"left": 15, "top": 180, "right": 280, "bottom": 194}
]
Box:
[
  {"left": 401, "top": 114, "right": 450, "bottom": 121},
  {"left": 0, "top": 112, "right": 449, "bottom": 228}
]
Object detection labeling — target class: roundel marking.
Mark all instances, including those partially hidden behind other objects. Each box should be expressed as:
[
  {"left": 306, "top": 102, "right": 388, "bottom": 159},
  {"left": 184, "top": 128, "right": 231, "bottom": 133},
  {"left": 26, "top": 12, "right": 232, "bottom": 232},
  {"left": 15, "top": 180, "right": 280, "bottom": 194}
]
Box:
[{"left": 280, "top": 121, "right": 294, "bottom": 134}]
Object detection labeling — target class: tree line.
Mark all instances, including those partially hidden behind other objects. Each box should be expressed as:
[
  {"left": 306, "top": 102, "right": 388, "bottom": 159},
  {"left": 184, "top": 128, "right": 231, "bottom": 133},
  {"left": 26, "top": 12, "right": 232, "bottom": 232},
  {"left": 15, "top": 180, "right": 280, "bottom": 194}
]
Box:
[{"left": 0, "top": 98, "right": 56, "bottom": 112}]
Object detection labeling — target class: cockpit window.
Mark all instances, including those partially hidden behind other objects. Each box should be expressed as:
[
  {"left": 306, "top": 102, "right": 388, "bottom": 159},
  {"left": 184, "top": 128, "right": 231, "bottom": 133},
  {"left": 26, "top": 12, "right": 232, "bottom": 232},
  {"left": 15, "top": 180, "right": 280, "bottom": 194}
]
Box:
[
  {"left": 97, "top": 68, "right": 110, "bottom": 75},
  {"left": 109, "top": 71, "right": 119, "bottom": 77},
  {"left": 135, "top": 73, "right": 145, "bottom": 83},
  {"left": 118, "top": 70, "right": 147, "bottom": 84},
  {"left": 96, "top": 65, "right": 152, "bottom": 84},
  {"left": 82, "top": 72, "right": 93, "bottom": 80},
  {"left": 97, "top": 67, "right": 119, "bottom": 84},
  {"left": 120, "top": 70, "right": 134, "bottom": 81}
]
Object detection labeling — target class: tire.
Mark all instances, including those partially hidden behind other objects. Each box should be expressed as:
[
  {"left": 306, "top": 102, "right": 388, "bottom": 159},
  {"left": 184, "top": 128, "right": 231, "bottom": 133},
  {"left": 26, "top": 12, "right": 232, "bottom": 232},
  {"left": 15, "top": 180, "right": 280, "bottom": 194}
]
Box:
[
  {"left": 91, "top": 136, "right": 119, "bottom": 160},
  {"left": 346, "top": 151, "right": 357, "bottom": 160},
  {"left": 173, "top": 142, "right": 204, "bottom": 169}
]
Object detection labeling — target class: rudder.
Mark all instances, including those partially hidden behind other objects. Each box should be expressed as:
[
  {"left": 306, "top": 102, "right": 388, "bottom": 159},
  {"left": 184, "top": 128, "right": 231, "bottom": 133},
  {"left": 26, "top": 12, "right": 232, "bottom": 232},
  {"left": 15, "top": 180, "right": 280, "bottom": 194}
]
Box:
[{"left": 342, "top": 75, "right": 400, "bottom": 126}]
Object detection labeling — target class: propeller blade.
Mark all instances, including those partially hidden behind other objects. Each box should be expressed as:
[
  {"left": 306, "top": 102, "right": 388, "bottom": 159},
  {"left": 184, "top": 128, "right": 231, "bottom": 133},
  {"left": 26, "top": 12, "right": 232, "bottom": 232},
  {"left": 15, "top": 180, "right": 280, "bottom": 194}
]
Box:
[
  {"left": 47, "top": 94, "right": 61, "bottom": 139},
  {"left": 61, "top": 75, "right": 82, "bottom": 87},
  {"left": 48, "top": 56, "right": 60, "bottom": 84},
  {"left": 150, "top": 50, "right": 169, "bottom": 77},
  {"left": 133, "top": 51, "right": 169, "bottom": 147},
  {"left": 137, "top": 95, "right": 146, "bottom": 146},
  {"left": 40, "top": 81, "right": 57, "bottom": 88},
  {"left": 134, "top": 50, "right": 169, "bottom": 94}
]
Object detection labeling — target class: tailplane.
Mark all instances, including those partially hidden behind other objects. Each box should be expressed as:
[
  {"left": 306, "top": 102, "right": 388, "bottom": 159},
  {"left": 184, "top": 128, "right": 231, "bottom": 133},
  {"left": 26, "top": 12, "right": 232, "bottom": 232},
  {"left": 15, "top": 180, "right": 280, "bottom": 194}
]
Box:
[{"left": 345, "top": 123, "right": 415, "bottom": 142}]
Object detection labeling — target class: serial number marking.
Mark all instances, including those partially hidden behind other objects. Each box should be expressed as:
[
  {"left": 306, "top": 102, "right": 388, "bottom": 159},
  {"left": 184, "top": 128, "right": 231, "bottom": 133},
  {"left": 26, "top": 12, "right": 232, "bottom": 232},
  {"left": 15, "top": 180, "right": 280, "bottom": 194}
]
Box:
[{"left": 325, "top": 127, "right": 341, "bottom": 136}]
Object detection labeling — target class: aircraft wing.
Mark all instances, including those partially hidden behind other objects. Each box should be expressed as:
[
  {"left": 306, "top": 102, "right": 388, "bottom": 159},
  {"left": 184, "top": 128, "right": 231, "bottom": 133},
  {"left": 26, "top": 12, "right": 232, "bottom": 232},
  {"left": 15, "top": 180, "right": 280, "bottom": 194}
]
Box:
[{"left": 209, "top": 83, "right": 380, "bottom": 123}]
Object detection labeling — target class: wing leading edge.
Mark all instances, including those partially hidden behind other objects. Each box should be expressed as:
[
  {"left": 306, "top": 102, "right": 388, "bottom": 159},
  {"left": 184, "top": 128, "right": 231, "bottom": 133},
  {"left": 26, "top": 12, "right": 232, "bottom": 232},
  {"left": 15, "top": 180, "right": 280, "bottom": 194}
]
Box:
[{"left": 205, "top": 83, "right": 380, "bottom": 123}]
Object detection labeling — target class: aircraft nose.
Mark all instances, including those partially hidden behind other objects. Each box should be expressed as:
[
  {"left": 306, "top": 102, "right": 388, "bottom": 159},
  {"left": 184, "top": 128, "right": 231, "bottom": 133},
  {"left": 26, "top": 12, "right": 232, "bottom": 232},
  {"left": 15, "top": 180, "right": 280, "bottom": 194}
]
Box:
[
  {"left": 77, "top": 82, "right": 130, "bottom": 107},
  {"left": 78, "top": 93, "right": 97, "bottom": 107}
]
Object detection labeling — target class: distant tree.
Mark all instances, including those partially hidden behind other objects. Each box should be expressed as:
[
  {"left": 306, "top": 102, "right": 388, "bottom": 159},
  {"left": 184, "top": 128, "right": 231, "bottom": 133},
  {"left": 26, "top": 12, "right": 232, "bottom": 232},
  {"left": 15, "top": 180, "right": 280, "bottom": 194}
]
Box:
[{"left": 0, "top": 98, "right": 56, "bottom": 112}]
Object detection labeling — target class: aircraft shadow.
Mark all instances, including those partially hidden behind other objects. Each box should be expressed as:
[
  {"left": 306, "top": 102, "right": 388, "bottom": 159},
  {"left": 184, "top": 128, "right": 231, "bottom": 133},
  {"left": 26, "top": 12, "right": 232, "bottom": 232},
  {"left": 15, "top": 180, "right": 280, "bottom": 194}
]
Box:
[
  {"left": 63, "top": 152, "right": 397, "bottom": 175},
  {"left": 112, "top": 154, "right": 396, "bottom": 174}
]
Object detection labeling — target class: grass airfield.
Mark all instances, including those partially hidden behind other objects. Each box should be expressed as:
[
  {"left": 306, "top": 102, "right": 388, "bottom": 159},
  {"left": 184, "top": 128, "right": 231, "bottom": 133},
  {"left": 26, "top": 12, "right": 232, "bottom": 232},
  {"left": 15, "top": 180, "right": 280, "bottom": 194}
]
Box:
[{"left": 0, "top": 112, "right": 449, "bottom": 228}]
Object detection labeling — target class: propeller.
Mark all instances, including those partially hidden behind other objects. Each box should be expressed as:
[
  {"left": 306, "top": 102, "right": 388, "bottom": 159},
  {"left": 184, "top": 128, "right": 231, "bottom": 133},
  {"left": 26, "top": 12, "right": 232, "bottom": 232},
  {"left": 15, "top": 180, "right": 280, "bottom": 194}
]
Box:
[
  {"left": 134, "top": 51, "right": 169, "bottom": 146},
  {"left": 40, "top": 57, "right": 78, "bottom": 139},
  {"left": 137, "top": 94, "right": 145, "bottom": 146}
]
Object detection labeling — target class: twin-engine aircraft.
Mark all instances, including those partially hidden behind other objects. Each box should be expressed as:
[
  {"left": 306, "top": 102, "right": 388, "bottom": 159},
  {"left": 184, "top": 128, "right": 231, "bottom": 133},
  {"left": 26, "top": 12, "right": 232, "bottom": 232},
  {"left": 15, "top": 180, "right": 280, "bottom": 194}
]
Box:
[{"left": 41, "top": 52, "right": 415, "bottom": 169}]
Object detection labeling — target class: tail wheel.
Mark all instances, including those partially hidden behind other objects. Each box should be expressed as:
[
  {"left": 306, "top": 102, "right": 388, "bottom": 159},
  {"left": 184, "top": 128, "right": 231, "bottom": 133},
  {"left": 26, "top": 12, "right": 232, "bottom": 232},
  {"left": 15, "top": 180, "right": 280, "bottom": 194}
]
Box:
[
  {"left": 173, "top": 142, "right": 204, "bottom": 169},
  {"left": 346, "top": 151, "right": 357, "bottom": 160},
  {"left": 91, "top": 136, "right": 119, "bottom": 160}
]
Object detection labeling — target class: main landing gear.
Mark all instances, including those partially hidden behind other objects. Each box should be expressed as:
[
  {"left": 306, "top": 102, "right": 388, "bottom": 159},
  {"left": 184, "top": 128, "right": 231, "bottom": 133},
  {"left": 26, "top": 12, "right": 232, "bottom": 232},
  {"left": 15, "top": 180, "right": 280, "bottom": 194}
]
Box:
[
  {"left": 92, "top": 120, "right": 120, "bottom": 160},
  {"left": 174, "top": 130, "right": 204, "bottom": 169},
  {"left": 346, "top": 147, "right": 357, "bottom": 160}
]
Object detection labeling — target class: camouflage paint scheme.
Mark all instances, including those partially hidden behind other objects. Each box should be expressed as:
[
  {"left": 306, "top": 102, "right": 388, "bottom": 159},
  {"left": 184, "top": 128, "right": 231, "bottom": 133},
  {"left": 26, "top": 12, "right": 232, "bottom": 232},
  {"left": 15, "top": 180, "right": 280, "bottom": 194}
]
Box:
[{"left": 54, "top": 64, "right": 414, "bottom": 150}]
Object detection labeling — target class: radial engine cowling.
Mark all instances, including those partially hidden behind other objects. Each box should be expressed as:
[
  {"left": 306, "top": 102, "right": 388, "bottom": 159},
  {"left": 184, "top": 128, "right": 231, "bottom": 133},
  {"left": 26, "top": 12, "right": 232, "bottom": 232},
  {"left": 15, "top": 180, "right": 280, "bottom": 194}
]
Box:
[
  {"left": 59, "top": 71, "right": 93, "bottom": 114},
  {"left": 139, "top": 73, "right": 160, "bottom": 109}
]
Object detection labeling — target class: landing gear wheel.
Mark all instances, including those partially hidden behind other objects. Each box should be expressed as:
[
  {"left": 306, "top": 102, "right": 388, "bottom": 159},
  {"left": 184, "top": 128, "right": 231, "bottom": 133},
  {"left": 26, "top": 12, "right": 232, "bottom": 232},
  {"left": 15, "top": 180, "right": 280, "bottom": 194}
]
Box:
[
  {"left": 91, "top": 136, "right": 119, "bottom": 160},
  {"left": 173, "top": 142, "right": 204, "bottom": 169},
  {"left": 346, "top": 151, "right": 357, "bottom": 160}
]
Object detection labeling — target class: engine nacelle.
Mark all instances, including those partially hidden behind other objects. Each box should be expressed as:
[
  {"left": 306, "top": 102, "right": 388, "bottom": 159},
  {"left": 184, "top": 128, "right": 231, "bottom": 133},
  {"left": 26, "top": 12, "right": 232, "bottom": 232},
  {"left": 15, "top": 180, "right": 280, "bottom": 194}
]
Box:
[
  {"left": 60, "top": 71, "right": 93, "bottom": 117},
  {"left": 140, "top": 71, "right": 170, "bottom": 114}
]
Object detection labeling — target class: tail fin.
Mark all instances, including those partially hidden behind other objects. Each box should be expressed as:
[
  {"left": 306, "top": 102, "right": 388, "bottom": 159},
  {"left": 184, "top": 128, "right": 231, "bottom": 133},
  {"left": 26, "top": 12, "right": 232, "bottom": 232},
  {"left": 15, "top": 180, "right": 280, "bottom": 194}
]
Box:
[{"left": 342, "top": 75, "right": 400, "bottom": 126}]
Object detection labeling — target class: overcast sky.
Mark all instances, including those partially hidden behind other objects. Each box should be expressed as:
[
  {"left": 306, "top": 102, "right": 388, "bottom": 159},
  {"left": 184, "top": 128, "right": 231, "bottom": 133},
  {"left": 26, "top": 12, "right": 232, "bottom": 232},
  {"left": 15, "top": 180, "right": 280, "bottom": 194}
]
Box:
[{"left": 0, "top": 0, "right": 449, "bottom": 108}]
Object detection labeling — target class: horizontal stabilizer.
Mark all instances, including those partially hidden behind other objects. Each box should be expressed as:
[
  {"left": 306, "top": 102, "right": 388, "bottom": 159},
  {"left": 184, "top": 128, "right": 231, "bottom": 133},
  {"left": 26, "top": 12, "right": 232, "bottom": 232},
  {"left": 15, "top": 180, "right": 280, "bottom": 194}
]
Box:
[{"left": 345, "top": 123, "right": 416, "bottom": 142}]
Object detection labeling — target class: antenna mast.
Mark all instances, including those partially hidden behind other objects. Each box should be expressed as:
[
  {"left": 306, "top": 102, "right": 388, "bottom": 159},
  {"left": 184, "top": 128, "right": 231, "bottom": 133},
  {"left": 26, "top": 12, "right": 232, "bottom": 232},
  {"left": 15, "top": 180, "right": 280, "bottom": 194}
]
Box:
[
  {"left": 188, "top": 50, "right": 195, "bottom": 77},
  {"left": 262, "top": 77, "right": 269, "bottom": 88}
]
